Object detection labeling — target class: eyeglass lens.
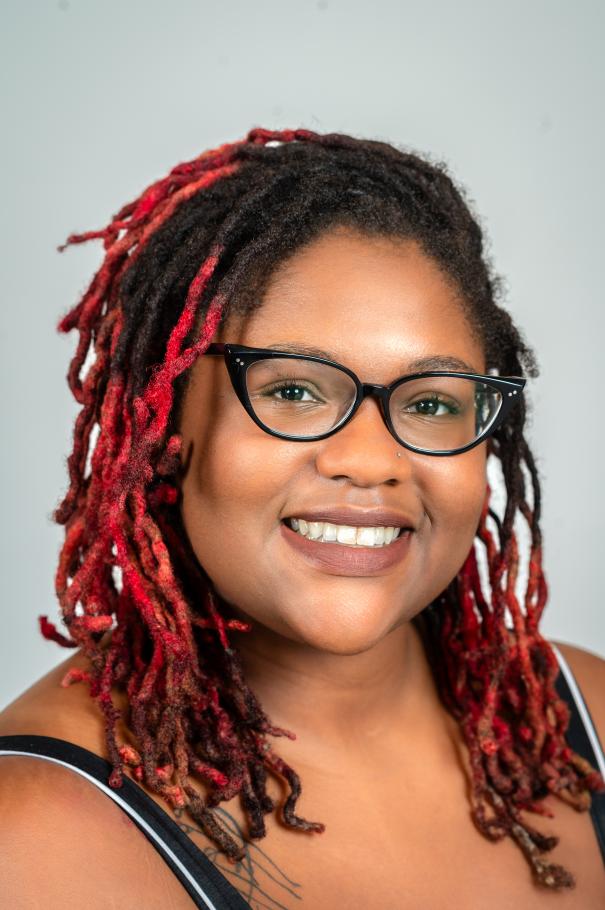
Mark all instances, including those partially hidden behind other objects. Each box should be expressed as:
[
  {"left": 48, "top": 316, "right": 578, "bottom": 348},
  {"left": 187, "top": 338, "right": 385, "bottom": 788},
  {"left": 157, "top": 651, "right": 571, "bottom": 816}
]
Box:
[{"left": 245, "top": 357, "right": 502, "bottom": 451}]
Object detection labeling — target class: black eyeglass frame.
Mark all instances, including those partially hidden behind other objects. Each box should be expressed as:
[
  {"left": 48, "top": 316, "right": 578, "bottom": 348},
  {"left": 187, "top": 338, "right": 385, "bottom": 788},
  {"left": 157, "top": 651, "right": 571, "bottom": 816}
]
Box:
[{"left": 203, "top": 343, "right": 526, "bottom": 456}]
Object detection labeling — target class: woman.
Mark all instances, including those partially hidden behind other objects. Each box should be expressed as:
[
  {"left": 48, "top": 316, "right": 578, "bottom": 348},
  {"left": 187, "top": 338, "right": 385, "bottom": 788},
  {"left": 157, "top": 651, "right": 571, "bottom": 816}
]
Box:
[{"left": 0, "top": 127, "right": 604, "bottom": 909}]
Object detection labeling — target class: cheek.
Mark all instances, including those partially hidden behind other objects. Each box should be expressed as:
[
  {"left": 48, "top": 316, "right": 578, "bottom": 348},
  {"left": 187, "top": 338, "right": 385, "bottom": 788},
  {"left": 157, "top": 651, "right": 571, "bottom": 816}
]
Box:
[
  {"left": 417, "top": 446, "right": 487, "bottom": 582},
  {"left": 185, "top": 422, "right": 299, "bottom": 518},
  {"left": 179, "top": 416, "right": 297, "bottom": 603}
]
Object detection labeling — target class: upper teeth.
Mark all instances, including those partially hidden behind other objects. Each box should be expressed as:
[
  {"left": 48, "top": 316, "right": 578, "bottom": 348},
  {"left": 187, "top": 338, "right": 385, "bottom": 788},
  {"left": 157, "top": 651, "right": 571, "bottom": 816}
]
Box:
[{"left": 288, "top": 519, "right": 402, "bottom": 547}]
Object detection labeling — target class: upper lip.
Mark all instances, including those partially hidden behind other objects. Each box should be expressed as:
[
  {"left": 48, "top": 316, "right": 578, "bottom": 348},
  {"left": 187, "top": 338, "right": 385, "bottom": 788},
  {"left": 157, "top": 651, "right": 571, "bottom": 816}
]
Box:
[{"left": 282, "top": 508, "right": 417, "bottom": 529}]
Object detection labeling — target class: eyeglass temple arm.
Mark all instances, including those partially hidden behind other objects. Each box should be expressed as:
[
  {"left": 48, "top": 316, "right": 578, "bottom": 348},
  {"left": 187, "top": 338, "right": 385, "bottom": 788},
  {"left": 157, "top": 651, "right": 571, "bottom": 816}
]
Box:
[{"left": 204, "top": 343, "right": 226, "bottom": 355}]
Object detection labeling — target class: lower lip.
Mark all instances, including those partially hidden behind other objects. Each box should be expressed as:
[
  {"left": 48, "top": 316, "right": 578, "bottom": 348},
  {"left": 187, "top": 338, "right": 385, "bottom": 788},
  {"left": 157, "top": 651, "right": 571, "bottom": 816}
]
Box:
[{"left": 280, "top": 522, "right": 413, "bottom": 576}]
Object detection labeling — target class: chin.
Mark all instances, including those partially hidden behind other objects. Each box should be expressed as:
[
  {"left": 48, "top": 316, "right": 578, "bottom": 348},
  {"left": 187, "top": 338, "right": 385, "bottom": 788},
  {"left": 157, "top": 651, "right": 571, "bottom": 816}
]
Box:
[
  {"left": 215, "top": 582, "right": 416, "bottom": 656},
  {"left": 276, "top": 593, "right": 404, "bottom": 655},
  {"left": 305, "top": 635, "right": 387, "bottom": 657}
]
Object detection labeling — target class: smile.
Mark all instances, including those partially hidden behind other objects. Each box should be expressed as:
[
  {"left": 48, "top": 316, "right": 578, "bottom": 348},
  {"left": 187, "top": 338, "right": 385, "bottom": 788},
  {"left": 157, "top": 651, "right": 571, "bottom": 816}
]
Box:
[
  {"left": 280, "top": 520, "right": 413, "bottom": 575},
  {"left": 285, "top": 518, "right": 402, "bottom": 548}
]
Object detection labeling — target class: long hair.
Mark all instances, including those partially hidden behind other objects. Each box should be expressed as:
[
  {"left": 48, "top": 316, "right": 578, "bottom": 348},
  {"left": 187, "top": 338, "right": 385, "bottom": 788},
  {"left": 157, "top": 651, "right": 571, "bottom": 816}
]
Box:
[{"left": 41, "top": 127, "right": 604, "bottom": 890}]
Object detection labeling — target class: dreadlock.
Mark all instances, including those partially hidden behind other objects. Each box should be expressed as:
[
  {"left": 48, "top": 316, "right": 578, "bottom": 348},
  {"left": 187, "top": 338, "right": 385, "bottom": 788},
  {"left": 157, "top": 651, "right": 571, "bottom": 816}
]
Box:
[{"left": 40, "top": 126, "right": 604, "bottom": 891}]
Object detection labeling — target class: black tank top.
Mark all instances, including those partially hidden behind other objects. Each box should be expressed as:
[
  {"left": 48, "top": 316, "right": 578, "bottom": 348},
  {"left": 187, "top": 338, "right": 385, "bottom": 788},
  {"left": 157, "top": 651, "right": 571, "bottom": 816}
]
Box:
[{"left": 0, "top": 643, "right": 603, "bottom": 908}]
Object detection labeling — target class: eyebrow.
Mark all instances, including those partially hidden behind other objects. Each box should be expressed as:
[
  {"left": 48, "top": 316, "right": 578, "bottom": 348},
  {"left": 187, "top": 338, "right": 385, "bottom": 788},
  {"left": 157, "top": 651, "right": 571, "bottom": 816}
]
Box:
[{"left": 267, "top": 343, "right": 480, "bottom": 375}]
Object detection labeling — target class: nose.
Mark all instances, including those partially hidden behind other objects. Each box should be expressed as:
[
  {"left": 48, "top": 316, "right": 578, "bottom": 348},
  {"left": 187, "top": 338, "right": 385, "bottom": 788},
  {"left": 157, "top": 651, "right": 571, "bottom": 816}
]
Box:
[{"left": 314, "top": 395, "right": 415, "bottom": 487}]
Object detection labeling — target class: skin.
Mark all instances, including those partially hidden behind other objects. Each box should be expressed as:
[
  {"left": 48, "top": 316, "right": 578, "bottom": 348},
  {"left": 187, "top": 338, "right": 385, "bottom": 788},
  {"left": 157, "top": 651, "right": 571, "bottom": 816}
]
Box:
[{"left": 177, "top": 225, "right": 488, "bottom": 761}]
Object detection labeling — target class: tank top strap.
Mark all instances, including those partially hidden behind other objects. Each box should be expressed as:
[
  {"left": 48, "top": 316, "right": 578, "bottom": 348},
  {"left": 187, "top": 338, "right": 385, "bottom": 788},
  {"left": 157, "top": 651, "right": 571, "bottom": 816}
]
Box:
[
  {"left": 550, "top": 642, "right": 605, "bottom": 863},
  {"left": 0, "top": 734, "right": 251, "bottom": 910}
]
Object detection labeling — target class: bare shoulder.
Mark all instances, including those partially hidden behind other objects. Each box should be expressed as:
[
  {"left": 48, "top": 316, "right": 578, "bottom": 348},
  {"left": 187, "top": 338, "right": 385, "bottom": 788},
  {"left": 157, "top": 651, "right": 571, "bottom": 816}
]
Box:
[
  {"left": 0, "top": 755, "right": 105, "bottom": 908},
  {"left": 0, "top": 750, "right": 186, "bottom": 909},
  {"left": 0, "top": 652, "right": 189, "bottom": 909},
  {"left": 549, "top": 637, "right": 605, "bottom": 749}
]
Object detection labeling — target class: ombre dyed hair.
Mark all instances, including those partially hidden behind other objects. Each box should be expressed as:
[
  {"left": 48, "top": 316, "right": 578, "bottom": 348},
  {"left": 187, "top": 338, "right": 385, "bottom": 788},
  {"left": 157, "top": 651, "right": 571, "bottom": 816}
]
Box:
[{"left": 41, "top": 127, "right": 604, "bottom": 891}]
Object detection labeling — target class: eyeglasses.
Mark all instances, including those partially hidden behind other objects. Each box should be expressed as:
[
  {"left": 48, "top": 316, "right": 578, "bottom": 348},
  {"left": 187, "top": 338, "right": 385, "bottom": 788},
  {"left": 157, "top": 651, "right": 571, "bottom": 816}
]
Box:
[{"left": 202, "top": 343, "right": 525, "bottom": 456}]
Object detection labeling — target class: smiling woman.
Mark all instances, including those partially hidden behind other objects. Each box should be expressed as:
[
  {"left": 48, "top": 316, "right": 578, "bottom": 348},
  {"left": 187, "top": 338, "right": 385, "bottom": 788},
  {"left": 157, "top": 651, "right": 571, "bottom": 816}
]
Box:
[{"left": 0, "top": 128, "right": 604, "bottom": 909}]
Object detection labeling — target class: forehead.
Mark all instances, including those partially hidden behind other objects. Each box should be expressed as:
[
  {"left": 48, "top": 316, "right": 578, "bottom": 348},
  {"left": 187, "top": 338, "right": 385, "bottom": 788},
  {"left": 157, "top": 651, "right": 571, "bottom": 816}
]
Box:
[{"left": 220, "top": 228, "right": 485, "bottom": 378}]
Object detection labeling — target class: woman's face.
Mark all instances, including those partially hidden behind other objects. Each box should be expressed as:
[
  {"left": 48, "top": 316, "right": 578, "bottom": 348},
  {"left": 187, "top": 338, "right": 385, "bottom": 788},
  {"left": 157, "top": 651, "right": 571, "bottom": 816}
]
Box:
[{"left": 177, "top": 227, "right": 487, "bottom": 655}]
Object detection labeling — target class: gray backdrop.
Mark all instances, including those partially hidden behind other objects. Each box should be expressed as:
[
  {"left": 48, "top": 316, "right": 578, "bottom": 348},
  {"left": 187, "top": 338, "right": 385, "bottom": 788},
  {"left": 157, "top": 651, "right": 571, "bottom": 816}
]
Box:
[{"left": 2, "top": 0, "right": 603, "bottom": 709}]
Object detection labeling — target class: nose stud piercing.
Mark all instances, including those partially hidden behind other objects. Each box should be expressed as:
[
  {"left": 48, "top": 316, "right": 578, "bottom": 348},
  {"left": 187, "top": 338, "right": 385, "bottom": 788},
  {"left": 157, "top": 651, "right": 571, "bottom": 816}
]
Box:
[{"left": 396, "top": 451, "right": 402, "bottom": 458}]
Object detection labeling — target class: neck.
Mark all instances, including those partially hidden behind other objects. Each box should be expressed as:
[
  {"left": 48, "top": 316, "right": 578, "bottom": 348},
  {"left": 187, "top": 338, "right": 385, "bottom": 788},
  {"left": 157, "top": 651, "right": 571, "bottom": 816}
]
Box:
[{"left": 230, "top": 614, "right": 445, "bottom": 768}]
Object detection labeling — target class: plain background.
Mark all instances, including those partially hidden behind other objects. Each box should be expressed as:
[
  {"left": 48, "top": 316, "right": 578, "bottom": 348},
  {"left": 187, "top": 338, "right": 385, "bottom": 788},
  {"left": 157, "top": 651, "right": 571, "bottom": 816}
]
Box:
[{"left": 1, "top": 0, "right": 603, "bottom": 709}]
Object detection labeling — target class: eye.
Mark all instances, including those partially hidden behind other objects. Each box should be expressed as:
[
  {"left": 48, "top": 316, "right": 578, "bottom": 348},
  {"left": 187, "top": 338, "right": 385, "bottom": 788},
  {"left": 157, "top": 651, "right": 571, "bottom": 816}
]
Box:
[
  {"left": 406, "top": 395, "right": 460, "bottom": 417},
  {"left": 260, "top": 381, "right": 325, "bottom": 403}
]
